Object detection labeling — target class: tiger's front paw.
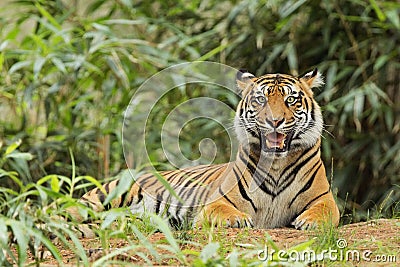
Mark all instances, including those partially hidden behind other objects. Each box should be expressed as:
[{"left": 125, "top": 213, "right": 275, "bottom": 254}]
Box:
[
  {"left": 292, "top": 197, "right": 340, "bottom": 230},
  {"left": 292, "top": 213, "right": 318, "bottom": 230},
  {"left": 199, "top": 203, "right": 254, "bottom": 228},
  {"left": 292, "top": 208, "right": 333, "bottom": 230},
  {"left": 221, "top": 211, "right": 254, "bottom": 228}
]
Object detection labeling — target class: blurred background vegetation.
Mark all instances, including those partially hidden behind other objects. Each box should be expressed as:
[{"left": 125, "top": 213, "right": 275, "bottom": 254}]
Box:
[{"left": 0, "top": 0, "right": 399, "bottom": 223}]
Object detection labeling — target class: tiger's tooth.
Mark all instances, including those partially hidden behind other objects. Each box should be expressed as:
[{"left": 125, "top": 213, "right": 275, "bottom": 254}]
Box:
[
  {"left": 279, "top": 140, "right": 285, "bottom": 149},
  {"left": 266, "top": 140, "right": 271, "bottom": 148}
]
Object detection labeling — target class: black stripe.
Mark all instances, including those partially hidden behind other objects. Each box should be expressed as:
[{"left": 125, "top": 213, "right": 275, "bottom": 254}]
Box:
[
  {"left": 249, "top": 129, "right": 258, "bottom": 138},
  {"left": 310, "top": 101, "right": 315, "bottom": 121},
  {"left": 248, "top": 153, "right": 278, "bottom": 187},
  {"left": 237, "top": 176, "right": 258, "bottom": 213},
  {"left": 176, "top": 168, "right": 212, "bottom": 197},
  {"left": 239, "top": 153, "right": 256, "bottom": 175},
  {"left": 96, "top": 188, "right": 106, "bottom": 203},
  {"left": 136, "top": 187, "right": 143, "bottom": 204},
  {"left": 239, "top": 150, "right": 267, "bottom": 179},
  {"left": 179, "top": 170, "right": 208, "bottom": 189},
  {"left": 238, "top": 153, "right": 277, "bottom": 195},
  {"left": 138, "top": 173, "right": 158, "bottom": 188},
  {"left": 303, "top": 97, "right": 309, "bottom": 112},
  {"left": 167, "top": 210, "right": 181, "bottom": 229},
  {"left": 219, "top": 187, "right": 238, "bottom": 210},
  {"left": 288, "top": 163, "right": 322, "bottom": 208},
  {"left": 155, "top": 196, "right": 162, "bottom": 214},
  {"left": 277, "top": 147, "right": 319, "bottom": 194},
  {"left": 194, "top": 183, "right": 209, "bottom": 206},
  {"left": 119, "top": 191, "right": 128, "bottom": 207},
  {"left": 233, "top": 165, "right": 248, "bottom": 187},
  {"left": 186, "top": 206, "right": 195, "bottom": 223},
  {"left": 258, "top": 182, "right": 277, "bottom": 198},
  {"left": 163, "top": 171, "right": 185, "bottom": 185},
  {"left": 281, "top": 145, "right": 314, "bottom": 177},
  {"left": 104, "top": 183, "right": 110, "bottom": 193},
  {"left": 286, "top": 148, "right": 319, "bottom": 179},
  {"left": 297, "top": 190, "right": 329, "bottom": 217}
]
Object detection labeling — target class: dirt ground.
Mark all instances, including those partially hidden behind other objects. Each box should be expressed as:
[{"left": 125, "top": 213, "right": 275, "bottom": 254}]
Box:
[{"left": 18, "top": 218, "right": 400, "bottom": 266}]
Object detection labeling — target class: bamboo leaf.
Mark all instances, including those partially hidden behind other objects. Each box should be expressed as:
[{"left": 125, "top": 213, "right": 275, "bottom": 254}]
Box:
[
  {"left": 10, "top": 222, "right": 28, "bottom": 265},
  {"left": 385, "top": 9, "right": 400, "bottom": 29},
  {"left": 369, "top": 0, "right": 386, "bottom": 21},
  {"left": 4, "top": 139, "right": 22, "bottom": 156},
  {"left": 35, "top": 2, "right": 62, "bottom": 30},
  {"left": 200, "top": 242, "right": 220, "bottom": 262},
  {"left": 5, "top": 152, "right": 34, "bottom": 161},
  {"left": 103, "top": 169, "right": 136, "bottom": 206},
  {"left": 8, "top": 61, "right": 32, "bottom": 74},
  {"left": 33, "top": 56, "right": 46, "bottom": 77},
  {"left": 0, "top": 218, "right": 8, "bottom": 247},
  {"left": 149, "top": 214, "right": 181, "bottom": 254},
  {"left": 374, "top": 55, "right": 390, "bottom": 71},
  {"left": 50, "top": 175, "right": 60, "bottom": 192}
]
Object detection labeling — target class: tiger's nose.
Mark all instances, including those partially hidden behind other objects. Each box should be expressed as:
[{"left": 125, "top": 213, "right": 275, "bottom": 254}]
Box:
[{"left": 266, "top": 117, "right": 284, "bottom": 128}]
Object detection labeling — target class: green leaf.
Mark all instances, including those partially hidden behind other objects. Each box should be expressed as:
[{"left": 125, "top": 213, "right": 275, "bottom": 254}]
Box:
[
  {"left": 5, "top": 152, "right": 34, "bottom": 161},
  {"left": 228, "top": 250, "right": 239, "bottom": 267},
  {"left": 280, "top": 0, "right": 308, "bottom": 18},
  {"left": 384, "top": 108, "right": 394, "bottom": 130},
  {"left": 50, "top": 57, "right": 67, "bottom": 73},
  {"left": 8, "top": 61, "right": 32, "bottom": 74},
  {"left": 374, "top": 55, "right": 390, "bottom": 71},
  {"left": 101, "top": 210, "right": 121, "bottom": 229},
  {"left": 369, "top": 0, "right": 386, "bottom": 21},
  {"left": 153, "top": 171, "right": 183, "bottom": 204},
  {"left": 0, "top": 217, "right": 8, "bottom": 247},
  {"left": 35, "top": 2, "right": 62, "bottom": 30},
  {"left": 149, "top": 214, "right": 181, "bottom": 254},
  {"left": 33, "top": 56, "right": 46, "bottom": 77},
  {"left": 31, "top": 230, "right": 63, "bottom": 264},
  {"left": 385, "top": 9, "right": 400, "bottom": 29},
  {"left": 200, "top": 242, "right": 220, "bottom": 262},
  {"left": 103, "top": 169, "right": 136, "bottom": 206},
  {"left": 10, "top": 222, "right": 28, "bottom": 265},
  {"left": 51, "top": 175, "right": 60, "bottom": 192},
  {"left": 130, "top": 224, "right": 160, "bottom": 261},
  {"left": 73, "top": 175, "right": 106, "bottom": 195},
  {"left": 4, "top": 139, "right": 22, "bottom": 156}
]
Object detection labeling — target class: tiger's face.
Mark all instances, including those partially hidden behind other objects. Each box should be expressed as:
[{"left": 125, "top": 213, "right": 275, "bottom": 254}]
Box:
[{"left": 234, "top": 69, "right": 324, "bottom": 157}]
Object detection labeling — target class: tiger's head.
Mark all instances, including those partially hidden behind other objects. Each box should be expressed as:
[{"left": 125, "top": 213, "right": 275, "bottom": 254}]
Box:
[{"left": 234, "top": 69, "right": 324, "bottom": 157}]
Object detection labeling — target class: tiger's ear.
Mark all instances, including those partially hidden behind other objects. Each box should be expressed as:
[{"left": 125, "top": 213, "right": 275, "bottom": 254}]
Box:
[
  {"left": 236, "top": 69, "right": 256, "bottom": 97},
  {"left": 299, "top": 68, "right": 324, "bottom": 89}
]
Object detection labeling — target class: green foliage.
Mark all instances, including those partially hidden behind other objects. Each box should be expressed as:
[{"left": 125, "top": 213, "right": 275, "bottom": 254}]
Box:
[{"left": 0, "top": 1, "right": 399, "bottom": 264}]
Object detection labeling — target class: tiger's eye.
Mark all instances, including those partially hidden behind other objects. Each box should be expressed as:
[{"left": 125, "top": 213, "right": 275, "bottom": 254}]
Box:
[
  {"left": 256, "top": 95, "right": 266, "bottom": 104},
  {"left": 286, "top": 96, "right": 296, "bottom": 104}
]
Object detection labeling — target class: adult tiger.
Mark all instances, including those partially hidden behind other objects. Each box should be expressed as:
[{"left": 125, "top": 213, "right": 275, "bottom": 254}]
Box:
[{"left": 74, "top": 69, "right": 340, "bottom": 230}]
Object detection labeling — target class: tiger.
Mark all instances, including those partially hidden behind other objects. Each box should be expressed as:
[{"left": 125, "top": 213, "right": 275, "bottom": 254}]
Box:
[{"left": 72, "top": 68, "right": 340, "bottom": 230}]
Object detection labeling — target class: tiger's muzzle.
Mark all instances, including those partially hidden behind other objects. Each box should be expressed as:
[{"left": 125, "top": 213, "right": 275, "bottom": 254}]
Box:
[{"left": 260, "top": 130, "right": 294, "bottom": 153}]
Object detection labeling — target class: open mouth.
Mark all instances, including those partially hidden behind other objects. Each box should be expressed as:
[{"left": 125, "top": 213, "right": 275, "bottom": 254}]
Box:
[{"left": 260, "top": 131, "right": 293, "bottom": 153}]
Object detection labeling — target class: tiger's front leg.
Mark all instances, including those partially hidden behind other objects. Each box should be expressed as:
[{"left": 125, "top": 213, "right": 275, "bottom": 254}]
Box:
[
  {"left": 292, "top": 191, "right": 340, "bottom": 230},
  {"left": 197, "top": 200, "right": 254, "bottom": 228}
]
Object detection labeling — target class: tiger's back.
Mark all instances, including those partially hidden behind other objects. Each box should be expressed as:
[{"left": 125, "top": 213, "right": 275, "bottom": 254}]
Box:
[{"left": 76, "top": 68, "right": 340, "bottom": 230}]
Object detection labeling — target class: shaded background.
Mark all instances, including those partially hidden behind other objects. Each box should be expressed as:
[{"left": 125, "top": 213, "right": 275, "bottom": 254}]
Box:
[{"left": 0, "top": 0, "right": 399, "bottom": 223}]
